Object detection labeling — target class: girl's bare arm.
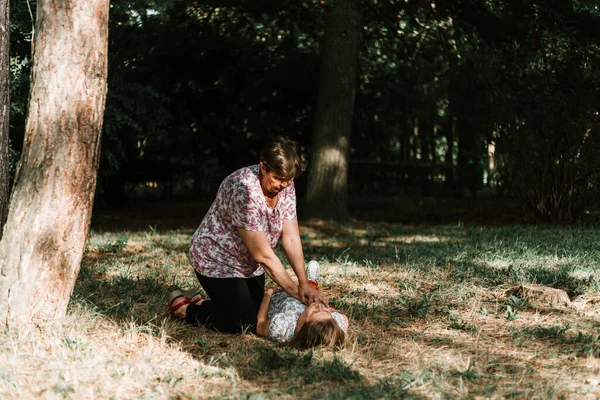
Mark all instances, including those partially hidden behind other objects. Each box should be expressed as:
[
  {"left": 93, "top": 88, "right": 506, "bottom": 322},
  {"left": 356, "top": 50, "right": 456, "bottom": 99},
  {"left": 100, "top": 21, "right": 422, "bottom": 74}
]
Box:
[{"left": 256, "top": 288, "right": 275, "bottom": 337}]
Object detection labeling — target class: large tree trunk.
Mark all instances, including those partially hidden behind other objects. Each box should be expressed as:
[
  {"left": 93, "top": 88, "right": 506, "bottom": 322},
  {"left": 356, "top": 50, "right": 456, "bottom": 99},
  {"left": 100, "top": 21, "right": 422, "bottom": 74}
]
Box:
[
  {"left": 305, "top": 0, "right": 361, "bottom": 219},
  {"left": 0, "top": 0, "right": 9, "bottom": 238},
  {"left": 0, "top": 0, "right": 109, "bottom": 327}
]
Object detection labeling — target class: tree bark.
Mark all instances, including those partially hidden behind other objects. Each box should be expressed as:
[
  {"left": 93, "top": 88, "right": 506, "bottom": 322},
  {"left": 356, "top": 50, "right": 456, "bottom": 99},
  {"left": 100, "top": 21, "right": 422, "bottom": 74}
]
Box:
[
  {"left": 306, "top": 0, "right": 361, "bottom": 219},
  {"left": 0, "top": 0, "right": 109, "bottom": 327},
  {"left": 0, "top": 0, "right": 9, "bottom": 238}
]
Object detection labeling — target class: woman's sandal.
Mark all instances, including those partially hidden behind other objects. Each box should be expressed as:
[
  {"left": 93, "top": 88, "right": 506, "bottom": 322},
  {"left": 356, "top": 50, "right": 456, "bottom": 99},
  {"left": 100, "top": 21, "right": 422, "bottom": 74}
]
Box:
[
  {"left": 168, "top": 289, "right": 190, "bottom": 316},
  {"left": 183, "top": 288, "right": 204, "bottom": 305}
]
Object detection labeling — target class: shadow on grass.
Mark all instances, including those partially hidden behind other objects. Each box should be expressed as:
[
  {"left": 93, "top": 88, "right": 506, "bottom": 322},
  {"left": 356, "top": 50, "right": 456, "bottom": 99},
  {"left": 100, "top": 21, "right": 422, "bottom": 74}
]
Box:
[
  {"left": 91, "top": 195, "right": 525, "bottom": 234},
  {"left": 70, "top": 266, "right": 376, "bottom": 394}
]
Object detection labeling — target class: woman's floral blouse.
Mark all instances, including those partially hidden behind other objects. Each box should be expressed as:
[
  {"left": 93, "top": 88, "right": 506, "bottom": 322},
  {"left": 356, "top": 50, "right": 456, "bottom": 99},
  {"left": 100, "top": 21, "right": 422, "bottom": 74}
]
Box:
[{"left": 189, "top": 165, "right": 296, "bottom": 278}]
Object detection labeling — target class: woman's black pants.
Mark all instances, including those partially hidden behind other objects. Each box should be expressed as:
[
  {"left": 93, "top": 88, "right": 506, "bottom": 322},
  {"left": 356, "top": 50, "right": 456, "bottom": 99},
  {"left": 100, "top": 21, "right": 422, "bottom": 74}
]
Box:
[{"left": 184, "top": 271, "right": 265, "bottom": 334}]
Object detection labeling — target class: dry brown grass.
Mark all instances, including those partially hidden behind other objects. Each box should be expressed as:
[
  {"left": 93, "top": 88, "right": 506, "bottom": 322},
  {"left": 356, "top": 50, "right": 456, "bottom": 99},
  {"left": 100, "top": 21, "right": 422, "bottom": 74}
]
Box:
[{"left": 2, "top": 205, "right": 600, "bottom": 399}]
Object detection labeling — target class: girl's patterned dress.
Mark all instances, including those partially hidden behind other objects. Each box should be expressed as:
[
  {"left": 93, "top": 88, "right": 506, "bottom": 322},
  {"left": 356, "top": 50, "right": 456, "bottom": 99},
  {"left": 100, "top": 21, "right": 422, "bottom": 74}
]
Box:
[{"left": 267, "top": 290, "right": 347, "bottom": 343}]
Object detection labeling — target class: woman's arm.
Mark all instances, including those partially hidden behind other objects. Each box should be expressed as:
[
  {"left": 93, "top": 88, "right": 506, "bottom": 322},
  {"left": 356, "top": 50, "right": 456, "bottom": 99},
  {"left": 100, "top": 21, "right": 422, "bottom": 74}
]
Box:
[
  {"left": 256, "top": 288, "right": 275, "bottom": 337},
  {"left": 281, "top": 219, "right": 328, "bottom": 306},
  {"left": 280, "top": 219, "right": 307, "bottom": 283},
  {"left": 237, "top": 228, "right": 299, "bottom": 299}
]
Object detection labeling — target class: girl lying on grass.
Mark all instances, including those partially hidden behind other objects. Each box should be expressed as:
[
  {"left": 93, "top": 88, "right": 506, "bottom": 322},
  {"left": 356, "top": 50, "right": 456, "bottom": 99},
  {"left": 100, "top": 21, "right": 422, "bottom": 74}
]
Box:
[
  {"left": 168, "top": 261, "right": 348, "bottom": 349},
  {"left": 256, "top": 261, "right": 349, "bottom": 349}
]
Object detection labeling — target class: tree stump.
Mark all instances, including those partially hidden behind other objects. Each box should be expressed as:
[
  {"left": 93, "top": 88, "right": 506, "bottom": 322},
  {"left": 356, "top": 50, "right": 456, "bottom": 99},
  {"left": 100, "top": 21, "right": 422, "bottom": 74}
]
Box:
[{"left": 507, "top": 284, "right": 571, "bottom": 308}]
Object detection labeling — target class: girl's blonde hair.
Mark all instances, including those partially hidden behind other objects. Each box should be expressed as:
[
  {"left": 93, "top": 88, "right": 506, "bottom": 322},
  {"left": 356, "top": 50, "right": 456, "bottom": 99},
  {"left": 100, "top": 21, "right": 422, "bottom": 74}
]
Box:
[{"left": 289, "top": 318, "right": 346, "bottom": 350}]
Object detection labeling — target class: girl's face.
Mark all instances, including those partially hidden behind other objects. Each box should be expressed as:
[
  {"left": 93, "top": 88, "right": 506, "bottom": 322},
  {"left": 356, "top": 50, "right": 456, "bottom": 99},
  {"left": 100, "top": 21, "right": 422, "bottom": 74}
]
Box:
[
  {"left": 259, "top": 162, "right": 293, "bottom": 197},
  {"left": 295, "top": 302, "right": 333, "bottom": 334}
]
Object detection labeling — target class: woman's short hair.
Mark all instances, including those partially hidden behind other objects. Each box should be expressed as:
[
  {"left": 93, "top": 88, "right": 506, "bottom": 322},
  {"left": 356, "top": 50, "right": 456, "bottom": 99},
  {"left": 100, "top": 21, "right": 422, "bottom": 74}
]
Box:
[
  {"left": 260, "top": 136, "right": 307, "bottom": 179},
  {"left": 289, "top": 318, "right": 346, "bottom": 350}
]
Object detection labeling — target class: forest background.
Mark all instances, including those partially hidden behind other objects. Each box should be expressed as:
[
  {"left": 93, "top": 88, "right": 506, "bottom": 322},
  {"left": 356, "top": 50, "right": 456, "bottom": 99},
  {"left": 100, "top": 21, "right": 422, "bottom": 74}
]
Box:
[{"left": 6, "top": 0, "right": 600, "bottom": 224}]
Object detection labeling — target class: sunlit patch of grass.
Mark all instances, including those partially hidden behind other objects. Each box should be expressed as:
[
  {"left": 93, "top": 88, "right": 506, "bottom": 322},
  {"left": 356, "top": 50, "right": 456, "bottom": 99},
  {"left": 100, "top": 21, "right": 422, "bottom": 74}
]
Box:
[
  {"left": 0, "top": 302, "right": 238, "bottom": 399},
  {"left": 95, "top": 234, "right": 128, "bottom": 253}
]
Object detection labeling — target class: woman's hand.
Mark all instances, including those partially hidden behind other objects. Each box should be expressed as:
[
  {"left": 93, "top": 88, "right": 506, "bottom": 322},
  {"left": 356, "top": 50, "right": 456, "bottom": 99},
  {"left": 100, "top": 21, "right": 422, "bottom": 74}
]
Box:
[
  {"left": 264, "top": 287, "right": 277, "bottom": 296},
  {"left": 298, "top": 281, "right": 329, "bottom": 307}
]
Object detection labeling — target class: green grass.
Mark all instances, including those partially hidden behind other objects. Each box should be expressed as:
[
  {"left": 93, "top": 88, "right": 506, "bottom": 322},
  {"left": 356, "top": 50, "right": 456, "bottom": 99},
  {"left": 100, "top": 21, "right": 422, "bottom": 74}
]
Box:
[{"left": 2, "top": 202, "right": 600, "bottom": 398}]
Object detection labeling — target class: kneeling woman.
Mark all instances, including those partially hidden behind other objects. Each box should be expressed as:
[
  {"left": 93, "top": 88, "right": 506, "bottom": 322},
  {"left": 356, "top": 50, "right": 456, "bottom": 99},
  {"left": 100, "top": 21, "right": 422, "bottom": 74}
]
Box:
[{"left": 169, "top": 136, "right": 327, "bottom": 334}]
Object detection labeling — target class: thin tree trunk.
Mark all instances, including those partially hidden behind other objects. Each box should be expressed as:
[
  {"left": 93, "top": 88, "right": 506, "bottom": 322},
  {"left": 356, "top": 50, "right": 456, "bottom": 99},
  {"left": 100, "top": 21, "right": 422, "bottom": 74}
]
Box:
[
  {"left": 0, "top": 0, "right": 109, "bottom": 327},
  {"left": 306, "top": 0, "right": 361, "bottom": 219},
  {"left": 445, "top": 115, "right": 455, "bottom": 189},
  {"left": 0, "top": 0, "right": 9, "bottom": 239},
  {"left": 402, "top": 97, "right": 411, "bottom": 162},
  {"left": 420, "top": 116, "right": 430, "bottom": 162},
  {"left": 412, "top": 117, "right": 419, "bottom": 160}
]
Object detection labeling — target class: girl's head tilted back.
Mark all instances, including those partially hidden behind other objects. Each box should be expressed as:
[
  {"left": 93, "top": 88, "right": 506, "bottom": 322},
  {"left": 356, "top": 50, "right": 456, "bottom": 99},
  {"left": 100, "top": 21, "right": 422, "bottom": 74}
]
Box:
[
  {"left": 289, "top": 318, "right": 346, "bottom": 349},
  {"left": 260, "top": 136, "right": 307, "bottom": 179},
  {"left": 289, "top": 302, "right": 346, "bottom": 349}
]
